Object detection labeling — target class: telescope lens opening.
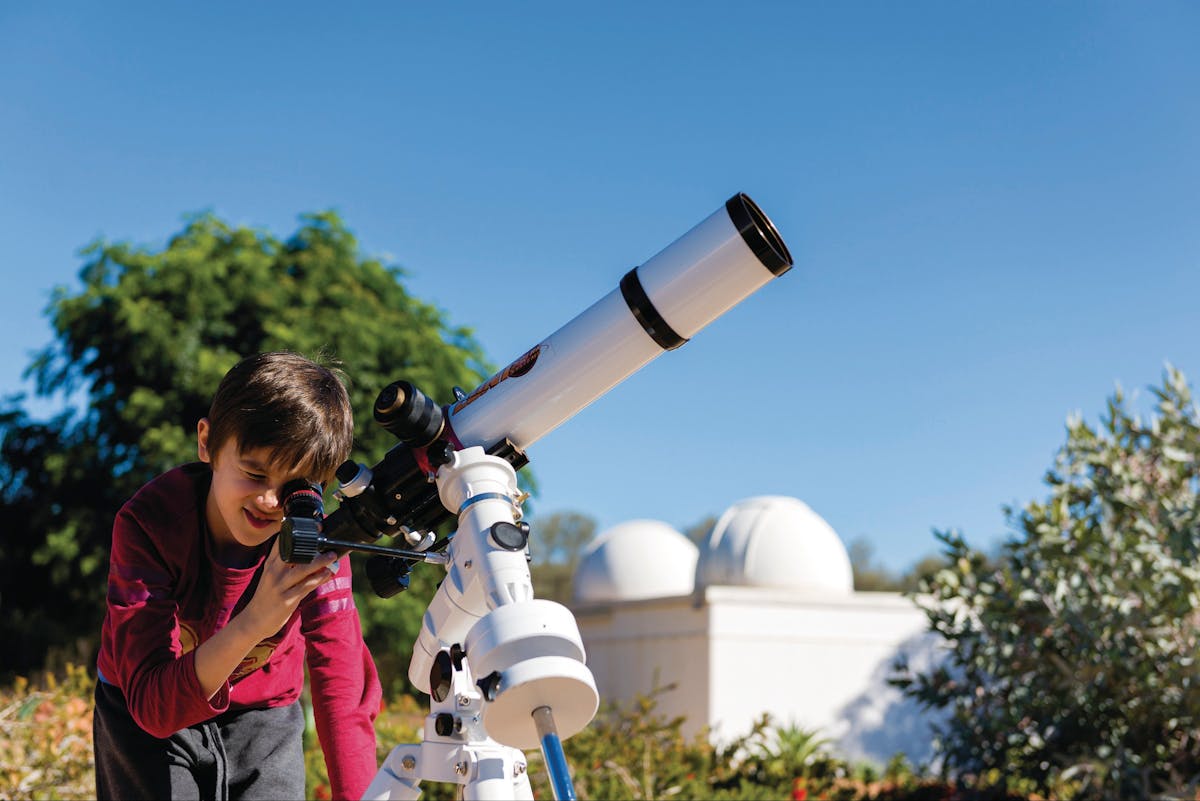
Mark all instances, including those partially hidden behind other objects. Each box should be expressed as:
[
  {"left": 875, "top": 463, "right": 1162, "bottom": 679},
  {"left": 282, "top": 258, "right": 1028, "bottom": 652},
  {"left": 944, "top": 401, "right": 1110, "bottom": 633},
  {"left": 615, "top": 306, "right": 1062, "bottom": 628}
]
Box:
[{"left": 726, "top": 193, "right": 793, "bottom": 276}]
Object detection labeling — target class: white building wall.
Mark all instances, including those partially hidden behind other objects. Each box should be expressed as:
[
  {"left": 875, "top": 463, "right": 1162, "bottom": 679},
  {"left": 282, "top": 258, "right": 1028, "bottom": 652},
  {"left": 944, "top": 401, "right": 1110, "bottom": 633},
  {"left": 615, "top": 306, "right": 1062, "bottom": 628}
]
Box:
[
  {"left": 575, "top": 596, "right": 711, "bottom": 729},
  {"left": 574, "top": 586, "right": 942, "bottom": 766}
]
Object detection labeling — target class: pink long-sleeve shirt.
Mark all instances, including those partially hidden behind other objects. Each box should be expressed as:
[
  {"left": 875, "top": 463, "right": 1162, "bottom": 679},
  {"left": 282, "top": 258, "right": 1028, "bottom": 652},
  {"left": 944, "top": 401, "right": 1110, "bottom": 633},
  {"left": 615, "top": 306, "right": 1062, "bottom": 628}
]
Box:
[{"left": 97, "top": 463, "right": 382, "bottom": 800}]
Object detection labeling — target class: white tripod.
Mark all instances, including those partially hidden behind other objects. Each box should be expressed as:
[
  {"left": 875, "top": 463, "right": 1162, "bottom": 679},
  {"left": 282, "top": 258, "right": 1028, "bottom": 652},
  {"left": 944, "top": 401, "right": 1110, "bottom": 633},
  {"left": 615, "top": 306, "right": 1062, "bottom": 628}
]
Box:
[{"left": 362, "top": 447, "right": 600, "bottom": 801}]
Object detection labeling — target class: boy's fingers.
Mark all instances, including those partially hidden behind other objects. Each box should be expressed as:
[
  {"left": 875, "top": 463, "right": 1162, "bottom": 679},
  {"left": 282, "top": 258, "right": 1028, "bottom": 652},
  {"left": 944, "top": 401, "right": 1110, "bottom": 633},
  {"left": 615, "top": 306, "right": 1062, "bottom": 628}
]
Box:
[
  {"left": 292, "top": 552, "right": 338, "bottom": 583},
  {"left": 289, "top": 568, "right": 336, "bottom": 600}
]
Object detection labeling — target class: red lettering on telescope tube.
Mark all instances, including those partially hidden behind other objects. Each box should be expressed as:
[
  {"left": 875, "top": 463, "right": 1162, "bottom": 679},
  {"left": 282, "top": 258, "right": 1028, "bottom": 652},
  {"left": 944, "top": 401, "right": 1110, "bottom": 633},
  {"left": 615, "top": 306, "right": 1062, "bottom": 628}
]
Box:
[{"left": 452, "top": 345, "right": 543, "bottom": 414}]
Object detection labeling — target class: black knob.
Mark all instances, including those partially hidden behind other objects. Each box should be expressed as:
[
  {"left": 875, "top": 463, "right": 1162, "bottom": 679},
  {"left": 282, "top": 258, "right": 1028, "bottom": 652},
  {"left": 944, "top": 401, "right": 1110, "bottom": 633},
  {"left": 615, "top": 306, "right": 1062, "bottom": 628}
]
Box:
[
  {"left": 365, "top": 556, "right": 412, "bottom": 598},
  {"left": 427, "top": 440, "right": 456, "bottom": 469},
  {"left": 476, "top": 671, "right": 502, "bottom": 702}
]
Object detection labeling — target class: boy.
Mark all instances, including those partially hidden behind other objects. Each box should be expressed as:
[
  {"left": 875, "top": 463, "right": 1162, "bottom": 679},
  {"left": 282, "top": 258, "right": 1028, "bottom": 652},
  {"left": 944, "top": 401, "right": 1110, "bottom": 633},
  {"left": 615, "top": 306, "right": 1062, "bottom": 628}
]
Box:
[{"left": 93, "top": 351, "right": 382, "bottom": 800}]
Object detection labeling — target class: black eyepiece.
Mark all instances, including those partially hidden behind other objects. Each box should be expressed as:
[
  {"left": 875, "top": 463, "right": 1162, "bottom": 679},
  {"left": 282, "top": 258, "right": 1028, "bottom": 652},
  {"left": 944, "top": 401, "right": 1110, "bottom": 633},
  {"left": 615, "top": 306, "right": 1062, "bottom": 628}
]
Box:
[
  {"left": 279, "top": 479, "right": 325, "bottom": 563},
  {"left": 281, "top": 479, "right": 324, "bottom": 519},
  {"left": 374, "top": 380, "right": 445, "bottom": 448}
]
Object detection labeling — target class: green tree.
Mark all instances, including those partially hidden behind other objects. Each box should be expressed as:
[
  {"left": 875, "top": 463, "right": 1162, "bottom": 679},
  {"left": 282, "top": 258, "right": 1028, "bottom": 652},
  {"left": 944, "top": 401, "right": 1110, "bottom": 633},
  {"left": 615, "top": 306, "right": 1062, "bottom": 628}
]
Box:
[
  {"left": 893, "top": 367, "right": 1200, "bottom": 799},
  {"left": 0, "top": 211, "right": 490, "bottom": 681},
  {"left": 848, "top": 537, "right": 902, "bottom": 591},
  {"left": 895, "top": 553, "right": 950, "bottom": 593},
  {"left": 683, "top": 514, "right": 717, "bottom": 546},
  {"left": 849, "top": 537, "right": 950, "bottom": 593},
  {"left": 527, "top": 511, "right": 596, "bottom": 605}
]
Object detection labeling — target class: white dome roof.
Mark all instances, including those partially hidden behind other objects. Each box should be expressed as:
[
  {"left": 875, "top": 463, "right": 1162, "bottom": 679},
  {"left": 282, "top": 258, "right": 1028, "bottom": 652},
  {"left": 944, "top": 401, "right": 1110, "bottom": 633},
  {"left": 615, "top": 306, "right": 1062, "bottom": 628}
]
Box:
[
  {"left": 696, "top": 496, "right": 853, "bottom": 594},
  {"left": 573, "top": 519, "right": 699, "bottom": 604}
]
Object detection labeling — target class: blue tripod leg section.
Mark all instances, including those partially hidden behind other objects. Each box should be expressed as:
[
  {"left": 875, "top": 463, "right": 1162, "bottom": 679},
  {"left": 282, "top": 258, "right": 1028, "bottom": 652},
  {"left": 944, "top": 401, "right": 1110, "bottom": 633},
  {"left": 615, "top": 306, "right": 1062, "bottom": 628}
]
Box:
[{"left": 532, "top": 705, "right": 575, "bottom": 801}]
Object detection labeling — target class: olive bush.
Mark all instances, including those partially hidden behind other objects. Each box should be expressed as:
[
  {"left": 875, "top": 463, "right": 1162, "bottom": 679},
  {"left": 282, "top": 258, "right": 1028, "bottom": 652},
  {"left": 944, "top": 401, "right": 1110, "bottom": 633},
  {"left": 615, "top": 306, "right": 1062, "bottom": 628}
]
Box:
[{"left": 895, "top": 367, "right": 1200, "bottom": 799}]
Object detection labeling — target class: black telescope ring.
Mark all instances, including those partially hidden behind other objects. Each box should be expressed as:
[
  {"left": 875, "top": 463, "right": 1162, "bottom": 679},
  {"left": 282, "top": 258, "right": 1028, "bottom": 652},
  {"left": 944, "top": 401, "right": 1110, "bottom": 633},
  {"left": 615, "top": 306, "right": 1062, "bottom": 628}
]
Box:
[
  {"left": 725, "top": 193, "right": 793, "bottom": 276},
  {"left": 620, "top": 268, "right": 688, "bottom": 351}
]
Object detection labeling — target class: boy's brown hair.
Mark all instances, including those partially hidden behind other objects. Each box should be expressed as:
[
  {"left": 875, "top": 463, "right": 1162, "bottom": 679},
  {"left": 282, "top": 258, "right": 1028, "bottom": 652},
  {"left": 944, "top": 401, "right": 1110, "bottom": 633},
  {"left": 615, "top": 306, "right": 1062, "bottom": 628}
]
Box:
[{"left": 205, "top": 351, "right": 354, "bottom": 482}]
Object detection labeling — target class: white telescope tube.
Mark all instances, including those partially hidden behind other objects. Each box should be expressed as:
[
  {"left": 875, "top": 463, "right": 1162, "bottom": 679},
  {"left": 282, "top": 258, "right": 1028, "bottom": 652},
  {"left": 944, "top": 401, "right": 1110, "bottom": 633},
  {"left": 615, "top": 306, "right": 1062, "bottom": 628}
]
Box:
[{"left": 446, "top": 193, "right": 792, "bottom": 453}]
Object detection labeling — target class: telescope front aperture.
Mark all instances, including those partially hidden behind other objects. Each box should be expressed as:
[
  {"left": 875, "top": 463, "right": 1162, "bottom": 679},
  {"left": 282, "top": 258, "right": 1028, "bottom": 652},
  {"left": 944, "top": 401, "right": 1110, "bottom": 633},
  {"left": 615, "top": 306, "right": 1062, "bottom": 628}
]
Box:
[{"left": 725, "top": 192, "right": 793, "bottom": 276}]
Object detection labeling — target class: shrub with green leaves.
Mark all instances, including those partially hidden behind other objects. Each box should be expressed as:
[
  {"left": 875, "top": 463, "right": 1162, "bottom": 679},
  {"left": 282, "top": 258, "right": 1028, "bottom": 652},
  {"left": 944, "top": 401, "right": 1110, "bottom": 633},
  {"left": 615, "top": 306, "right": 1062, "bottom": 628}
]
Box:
[
  {"left": 895, "top": 367, "right": 1200, "bottom": 799},
  {"left": 0, "top": 664, "right": 96, "bottom": 801},
  {"left": 528, "top": 688, "right": 951, "bottom": 801},
  {"left": 2, "top": 665, "right": 964, "bottom": 800}
]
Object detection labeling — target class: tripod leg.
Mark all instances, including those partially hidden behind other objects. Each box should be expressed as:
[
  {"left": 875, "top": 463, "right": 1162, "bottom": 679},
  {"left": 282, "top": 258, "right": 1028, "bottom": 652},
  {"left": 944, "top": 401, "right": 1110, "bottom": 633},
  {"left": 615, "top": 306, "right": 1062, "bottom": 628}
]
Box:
[
  {"left": 461, "top": 751, "right": 532, "bottom": 801},
  {"left": 533, "top": 706, "right": 577, "bottom": 801},
  {"left": 362, "top": 746, "right": 424, "bottom": 800},
  {"left": 513, "top": 768, "right": 534, "bottom": 801}
]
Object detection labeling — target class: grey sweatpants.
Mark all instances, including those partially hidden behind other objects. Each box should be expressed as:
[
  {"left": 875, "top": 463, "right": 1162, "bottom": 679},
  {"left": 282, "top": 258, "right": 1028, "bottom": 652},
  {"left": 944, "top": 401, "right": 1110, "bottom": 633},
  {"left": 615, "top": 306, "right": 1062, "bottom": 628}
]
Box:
[{"left": 93, "top": 680, "right": 306, "bottom": 801}]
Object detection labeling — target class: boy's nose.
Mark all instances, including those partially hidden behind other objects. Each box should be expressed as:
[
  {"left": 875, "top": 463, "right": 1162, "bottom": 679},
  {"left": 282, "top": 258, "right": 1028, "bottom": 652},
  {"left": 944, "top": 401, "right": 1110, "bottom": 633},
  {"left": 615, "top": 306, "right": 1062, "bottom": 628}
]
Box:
[{"left": 259, "top": 488, "right": 281, "bottom": 510}]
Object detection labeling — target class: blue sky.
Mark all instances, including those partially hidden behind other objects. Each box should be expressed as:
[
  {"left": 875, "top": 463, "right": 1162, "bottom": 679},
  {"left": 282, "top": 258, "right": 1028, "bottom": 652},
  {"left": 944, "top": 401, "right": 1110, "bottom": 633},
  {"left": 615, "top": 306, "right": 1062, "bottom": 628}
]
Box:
[{"left": 2, "top": 2, "right": 1198, "bottom": 572}]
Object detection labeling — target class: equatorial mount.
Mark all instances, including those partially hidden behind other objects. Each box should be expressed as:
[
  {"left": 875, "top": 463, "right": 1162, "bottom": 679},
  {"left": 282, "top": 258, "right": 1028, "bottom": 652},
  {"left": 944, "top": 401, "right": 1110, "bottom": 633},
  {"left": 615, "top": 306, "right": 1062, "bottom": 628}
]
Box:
[{"left": 362, "top": 446, "right": 598, "bottom": 800}]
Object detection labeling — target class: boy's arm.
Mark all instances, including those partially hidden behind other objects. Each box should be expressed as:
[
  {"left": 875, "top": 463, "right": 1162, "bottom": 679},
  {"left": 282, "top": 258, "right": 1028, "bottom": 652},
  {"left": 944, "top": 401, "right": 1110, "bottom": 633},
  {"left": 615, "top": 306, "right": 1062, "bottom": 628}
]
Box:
[
  {"left": 302, "top": 559, "right": 383, "bottom": 801},
  {"left": 194, "top": 540, "right": 338, "bottom": 700},
  {"left": 106, "top": 507, "right": 337, "bottom": 736},
  {"left": 103, "top": 505, "right": 230, "bottom": 736}
]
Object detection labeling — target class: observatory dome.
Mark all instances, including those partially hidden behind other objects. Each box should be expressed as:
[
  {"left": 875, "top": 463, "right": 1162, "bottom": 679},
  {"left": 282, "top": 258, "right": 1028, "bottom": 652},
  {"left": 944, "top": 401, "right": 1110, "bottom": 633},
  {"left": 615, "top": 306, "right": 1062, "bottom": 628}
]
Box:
[
  {"left": 573, "top": 519, "right": 699, "bottom": 604},
  {"left": 696, "top": 496, "right": 853, "bottom": 594}
]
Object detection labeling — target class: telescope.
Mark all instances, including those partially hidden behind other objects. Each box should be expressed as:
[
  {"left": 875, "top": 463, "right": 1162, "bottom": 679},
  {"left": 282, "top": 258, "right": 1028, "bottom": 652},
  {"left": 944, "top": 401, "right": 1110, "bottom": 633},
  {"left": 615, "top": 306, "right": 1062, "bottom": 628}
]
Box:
[{"left": 280, "top": 193, "right": 793, "bottom": 800}]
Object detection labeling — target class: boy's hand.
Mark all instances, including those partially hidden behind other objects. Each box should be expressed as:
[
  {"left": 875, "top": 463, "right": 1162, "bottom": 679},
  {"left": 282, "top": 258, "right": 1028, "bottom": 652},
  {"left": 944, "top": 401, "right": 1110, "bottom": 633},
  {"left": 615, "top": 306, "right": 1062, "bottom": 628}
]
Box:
[
  {"left": 242, "top": 539, "right": 339, "bottom": 639},
  {"left": 195, "top": 541, "right": 340, "bottom": 700}
]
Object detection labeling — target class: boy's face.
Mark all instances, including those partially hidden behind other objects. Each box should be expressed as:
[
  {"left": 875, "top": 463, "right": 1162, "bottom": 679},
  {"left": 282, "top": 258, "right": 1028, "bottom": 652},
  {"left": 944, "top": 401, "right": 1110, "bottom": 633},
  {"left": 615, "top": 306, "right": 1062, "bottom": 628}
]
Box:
[{"left": 197, "top": 418, "right": 315, "bottom": 553}]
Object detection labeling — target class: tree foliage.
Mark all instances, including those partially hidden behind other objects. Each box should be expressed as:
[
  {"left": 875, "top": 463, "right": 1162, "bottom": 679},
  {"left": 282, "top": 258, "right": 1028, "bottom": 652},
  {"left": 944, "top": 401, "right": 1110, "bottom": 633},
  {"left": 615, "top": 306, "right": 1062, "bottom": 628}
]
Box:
[
  {"left": 0, "top": 211, "right": 490, "bottom": 679},
  {"left": 894, "top": 367, "right": 1200, "bottom": 799},
  {"left": 683, "top": 514, "right": 718, "bottom": 546},
  {"left": 849, "top": 538, "right": 949, "bottom": 593},
  {"left": 527, "top": 511, "right": 596, "bottom": 605}
]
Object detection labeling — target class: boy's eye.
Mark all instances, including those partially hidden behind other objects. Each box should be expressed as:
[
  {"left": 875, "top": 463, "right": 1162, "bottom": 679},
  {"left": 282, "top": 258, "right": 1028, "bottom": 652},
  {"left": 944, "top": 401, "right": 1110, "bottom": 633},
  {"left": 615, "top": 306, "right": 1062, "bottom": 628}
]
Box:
[{"left": 245, "top": 472, "right": 267, "bottom": 482}]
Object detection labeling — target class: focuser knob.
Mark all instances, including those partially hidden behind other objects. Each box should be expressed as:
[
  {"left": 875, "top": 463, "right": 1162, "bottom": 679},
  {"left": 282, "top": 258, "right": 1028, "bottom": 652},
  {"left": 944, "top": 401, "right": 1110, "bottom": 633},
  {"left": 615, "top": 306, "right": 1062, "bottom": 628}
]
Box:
[{"left": 279, "top": 517, "right": 322, "bottom": 563}]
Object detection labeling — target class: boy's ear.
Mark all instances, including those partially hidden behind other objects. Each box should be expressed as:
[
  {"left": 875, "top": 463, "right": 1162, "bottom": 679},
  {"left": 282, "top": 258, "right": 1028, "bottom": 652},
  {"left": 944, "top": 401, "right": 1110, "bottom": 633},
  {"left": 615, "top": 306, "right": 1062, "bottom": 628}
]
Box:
[{"left": 197, "top": 418, "right": 212, "bottom": 464}]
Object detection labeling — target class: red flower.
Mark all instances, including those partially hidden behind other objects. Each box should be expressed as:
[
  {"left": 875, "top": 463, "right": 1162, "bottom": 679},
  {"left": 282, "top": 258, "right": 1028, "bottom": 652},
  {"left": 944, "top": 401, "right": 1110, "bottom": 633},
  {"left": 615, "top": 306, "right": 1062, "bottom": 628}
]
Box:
[{"left": 791, "top": 777, "right": 808, "bottom": 801}]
